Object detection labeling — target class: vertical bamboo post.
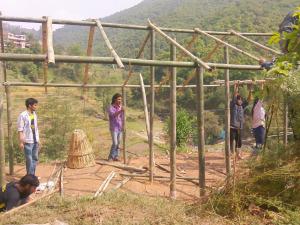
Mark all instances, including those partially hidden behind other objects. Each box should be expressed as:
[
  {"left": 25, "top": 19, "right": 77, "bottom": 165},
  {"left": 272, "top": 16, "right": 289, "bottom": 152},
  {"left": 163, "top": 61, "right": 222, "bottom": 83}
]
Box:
[
  {"left": 196, "top": 66, "right": 205, "bottom": 196},
  {"left": 149, "top": 29, "right": 155, "bottom": 182},
  {"left": 170, "top": 42, "right": 177, "bottom": 199},
  {"left": 0, "top": 14, "right": 13, "bottom": 175},
  {"left": 283, "top": 99, "right": 288, "bottom": 147},
  {"left": 224, "top": 46, "right": 231, "bottom": 176},
  {"left": 59, "top": 167, "right": 64, "bottom": 197},
  {"left": 46, "top": 17, "right": 55, "bottom": 64},
  {"left": 0, "top": 15, "right": 5, "bottom": 185},
  {"left": 83, "top": 26, "right": 95, "bottom": 96},
  {"left": 139, "top": 73, "right": 150, "bottom": 140},
  {"left": 42, "top": 18, "right": 48, "bottom": 93},
  {"left": 122, "top": 86, "right": 127, "bottom": 164}
]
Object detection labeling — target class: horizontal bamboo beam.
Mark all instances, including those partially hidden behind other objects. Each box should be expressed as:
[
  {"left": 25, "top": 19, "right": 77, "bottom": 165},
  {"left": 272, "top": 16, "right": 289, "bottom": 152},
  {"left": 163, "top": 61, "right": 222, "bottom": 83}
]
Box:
[
  {"left": 0, "top": 16, "right": 273, "bottom": 36},
  {"left": 0, "top": 53, "right": 263, "bottom": 70},
  {"left": 120, "top": 173, "right": 199, "bottom": 181},
  {"left": 148, "top": 20, "right": 211, "bottom": 70},
  {"left": 195, "top": 28, "right": 261, "bottom": 62},
  {"left": 95, "top": 19, "right": 124, "bottom": 68},
  {"left": 229, "top": 30, "right": 281, "bottom": 55},
  {"left": 213, "top": 79, "right": 267, "bottom": 85},
  {"left": 3, "top": 82, "right": 219, "bottom": 88}
]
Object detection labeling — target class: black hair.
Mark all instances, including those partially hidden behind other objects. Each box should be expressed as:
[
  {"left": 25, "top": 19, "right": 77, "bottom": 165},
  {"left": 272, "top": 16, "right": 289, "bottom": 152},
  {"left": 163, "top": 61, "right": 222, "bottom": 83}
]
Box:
[
  {"left": 25, "top": 98, "right": 38, "bottom": 108},
  {"left": 236, "top": 95, "right": 243, "bottom": 101},
  {"left": 251, "top": 97, "right": 260, "bottom": 117},
  {"left": 111, "top": 93, "right": 122, "bottom": 105},
  {"left": 19, "top": 174, "right": 40, "bottom": 187}
]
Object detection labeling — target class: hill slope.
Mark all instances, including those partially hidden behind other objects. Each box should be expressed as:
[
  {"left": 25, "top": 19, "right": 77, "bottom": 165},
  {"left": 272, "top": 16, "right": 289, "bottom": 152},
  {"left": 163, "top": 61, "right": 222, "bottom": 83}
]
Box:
[{"left": 52, "top": 0, "right": 299, "bottom": 56}]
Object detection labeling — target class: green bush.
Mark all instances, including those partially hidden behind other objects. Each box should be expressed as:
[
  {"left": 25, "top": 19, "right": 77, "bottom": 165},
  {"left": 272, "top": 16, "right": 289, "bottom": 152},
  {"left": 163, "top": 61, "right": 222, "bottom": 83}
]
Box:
[
  {"left": 39, "top": 97, "right": 81, "bottom": 160},
  {"left": 165, "top": 109, "right": 193, "bottom": 147}
]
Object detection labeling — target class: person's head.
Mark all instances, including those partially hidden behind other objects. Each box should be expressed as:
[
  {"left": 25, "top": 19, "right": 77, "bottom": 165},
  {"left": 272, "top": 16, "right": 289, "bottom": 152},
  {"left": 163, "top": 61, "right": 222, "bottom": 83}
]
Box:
[
  {"left": 236, "top": 95, "right": 243, "bottom": 106},
  {"left": 25, "top": 98, "right": 38, "bottom": 112},
  {"left": 259, "top": 58, "right": 266, "bottom": 65},
  {"left": 251, "top": 97, "right": 261, "bottom": 116},
  {"left": 111, "top": 93, "right": 122, "bottom": 106},
  {"left": 18, "top": 174, "right": 40, "bottom": 196}
]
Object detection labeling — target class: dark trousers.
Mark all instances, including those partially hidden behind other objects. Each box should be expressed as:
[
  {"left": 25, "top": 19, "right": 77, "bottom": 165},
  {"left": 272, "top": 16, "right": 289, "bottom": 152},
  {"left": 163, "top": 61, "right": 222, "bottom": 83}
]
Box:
[
  {"left": 253, "top": 126, "right": 265, "bottom": 147},
  {"left": 230, "top": 128, "right": 242, "bottom": 153}
]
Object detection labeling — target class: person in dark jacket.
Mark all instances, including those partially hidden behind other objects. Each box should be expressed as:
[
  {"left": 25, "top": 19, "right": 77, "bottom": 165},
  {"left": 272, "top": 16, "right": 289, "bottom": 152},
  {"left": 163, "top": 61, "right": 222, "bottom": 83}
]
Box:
[
  {"left": 0, "top": 174, "right": 39, "bottom": 212},
  {"left": 230, "top": 82, "right": 252, "bottom": 160}
]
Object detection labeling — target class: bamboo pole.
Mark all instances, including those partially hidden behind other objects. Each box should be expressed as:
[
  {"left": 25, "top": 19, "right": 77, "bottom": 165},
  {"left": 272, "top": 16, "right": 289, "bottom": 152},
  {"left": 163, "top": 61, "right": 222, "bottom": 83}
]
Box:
[
  {"left": 83, "top": 26, "right": 95, "bottom": 94},
  {"left": 0, "top": 189, "right": 58, "bottom": 218},
  {"left": 0, "top": 64, "right": 4, "bottom": 186},
  {"left": 148, "top": 20, "right": 211, "bottom": 70},
  {"left": 120, "top": 173, "right": 199, "bottom": 181},
  {"left": 149, "top": 28, "right": 155, "bottom": 183},
  {"left": 95, "top": 19, "right": 124, "bottom": 69},
  {"left": 3, "top": 82, "right": 219, "bottom": 88},
  {"left": 46, "top": 17, "right": 55, "bottom": 64},
  {"left": 122, "top": 31, "right": 151, "bottom": 86},
  {"left": 0, "top": 15, "right": 274, "bottom": 36},
  {"left": 122, "top": 86, "right": 127, "bottom": 164},
  {"left": 139, "top": 73, "right": 150, "bottom": 140},
  {"left": 136, "top": 32, "right": 151, "bottom": 59},
  {"left": 0, "top": 15, "right": 13, "bottom": 175},
  {"left": 96, "top": 160, "right": 147, "bottom": 173},
  {"left": 213, "top": 79, "right": 267, "bottom": 85},
  {"left": 94, "top": 171, "right": 116, "bottom": 198},
  {"left": 283, "top": 100, "right": 288, "bottom": 147},
  {"left": 41, "top": 18, "right": 48, "bottom": 93},
  {"left": 196, "top": 67, "right": 205, "bottom": 196},
  {"left": 59, "top": 167, "right": 64, "bottom": 197},
  {"left": 229, "top": 30, "right": 281, "bottom": 55},
  {"left": 194, "top": 28, "right": 261, "bottom": 62},
  {"left": 170, "top": 42, "right": 177, "bottom": 199},
  {"left": 224, "top": 46, "right": 231, "bottom": 176},
  {"left": 5, "top": 86, "right": 13, "bottom": 175},
  {"left": 0, "top": 53, "right": 264, "bottom": 70}
]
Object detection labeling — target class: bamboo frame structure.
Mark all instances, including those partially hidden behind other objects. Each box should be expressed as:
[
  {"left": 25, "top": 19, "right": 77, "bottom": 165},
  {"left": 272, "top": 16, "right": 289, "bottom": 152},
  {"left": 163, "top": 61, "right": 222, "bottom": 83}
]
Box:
[
  {"left": 148, "top": 20, "right": 211, "bottom": 70},
  {"left": 0, "top": 14, "right": 284, "bottom": 197}
]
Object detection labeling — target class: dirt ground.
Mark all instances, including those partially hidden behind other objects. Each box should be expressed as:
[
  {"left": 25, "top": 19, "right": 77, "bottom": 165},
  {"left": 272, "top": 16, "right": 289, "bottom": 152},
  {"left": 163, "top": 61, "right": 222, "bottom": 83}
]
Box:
[{"left": 5, "top": 150, "right": 248, "bottom": 201}]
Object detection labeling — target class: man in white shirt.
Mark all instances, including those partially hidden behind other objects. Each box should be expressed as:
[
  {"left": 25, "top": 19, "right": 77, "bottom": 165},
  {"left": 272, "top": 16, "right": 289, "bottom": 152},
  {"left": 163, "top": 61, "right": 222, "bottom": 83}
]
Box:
[{"left": 17, "top": 98, "right": 40, "bottom": 175}]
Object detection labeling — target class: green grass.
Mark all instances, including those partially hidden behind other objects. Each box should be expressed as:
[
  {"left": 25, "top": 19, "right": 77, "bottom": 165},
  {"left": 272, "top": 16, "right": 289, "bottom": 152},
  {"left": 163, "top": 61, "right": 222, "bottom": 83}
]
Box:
[{"left": 1, "top": 192, "right": 230, "bottom": 225}]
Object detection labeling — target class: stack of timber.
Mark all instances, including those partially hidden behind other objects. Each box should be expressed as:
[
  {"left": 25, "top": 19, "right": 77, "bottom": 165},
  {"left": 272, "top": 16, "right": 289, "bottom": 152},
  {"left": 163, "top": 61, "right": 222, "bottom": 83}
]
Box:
[{"left": 67, "top": 129, "right": 95, "bottom": 169}]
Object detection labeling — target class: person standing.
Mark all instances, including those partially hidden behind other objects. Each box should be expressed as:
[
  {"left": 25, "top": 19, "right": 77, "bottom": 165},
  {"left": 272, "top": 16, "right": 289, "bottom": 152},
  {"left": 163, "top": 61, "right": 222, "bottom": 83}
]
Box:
[
  {"left": 17, "top": 98, "right": 40, "bottom": 175},
  {"left": 0, "top": 174, "right": 39, "bottom": 211},
  {"left": 230, "top": 83, "right": 252, "bottom": 160},
  {"left": 107, "top": 93, "right": 124, "bottom": 162},
  {"left": 251, "top": 98, "right": 266, "bottom": 153}
]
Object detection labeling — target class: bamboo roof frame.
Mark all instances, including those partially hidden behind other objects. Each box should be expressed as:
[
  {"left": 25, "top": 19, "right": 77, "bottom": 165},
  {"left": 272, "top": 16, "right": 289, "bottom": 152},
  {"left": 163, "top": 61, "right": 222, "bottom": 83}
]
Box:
[{"left": 0, "top": 14, "right": 284, "bottom": 197}]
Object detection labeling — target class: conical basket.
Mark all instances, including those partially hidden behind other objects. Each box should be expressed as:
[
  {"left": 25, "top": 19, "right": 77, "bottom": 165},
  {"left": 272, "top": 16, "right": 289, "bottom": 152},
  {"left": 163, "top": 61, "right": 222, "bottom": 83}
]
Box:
[{"left": 67, "top": 129, "right": 95, "bottom": 169}]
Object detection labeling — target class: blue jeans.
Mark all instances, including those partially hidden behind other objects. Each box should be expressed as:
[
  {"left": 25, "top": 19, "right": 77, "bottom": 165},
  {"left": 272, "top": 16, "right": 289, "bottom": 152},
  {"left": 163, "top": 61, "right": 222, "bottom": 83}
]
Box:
[
  {"left": 24, "top": 143, "right": 39, "bottom": 175},
  {"left": 253, "top": 126, "right": 265, "bottom": 147},
  {"left": 108, "top": 131, "right": 122, "bottom": 160}
]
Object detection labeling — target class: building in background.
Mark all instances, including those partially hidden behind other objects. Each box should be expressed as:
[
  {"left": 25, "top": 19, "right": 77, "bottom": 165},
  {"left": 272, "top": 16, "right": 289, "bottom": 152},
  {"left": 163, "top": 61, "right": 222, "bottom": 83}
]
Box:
[{"left": 0, "top": 32, "right": 30, "bottom": 48}]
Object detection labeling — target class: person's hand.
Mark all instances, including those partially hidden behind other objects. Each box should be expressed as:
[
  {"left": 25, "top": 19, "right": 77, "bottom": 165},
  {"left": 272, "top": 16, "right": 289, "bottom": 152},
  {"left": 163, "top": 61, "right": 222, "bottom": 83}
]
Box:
[
  {"left": 121, "top": 107, "right": 125, "bottom": 112},
  {"left": 19, "top": 142, "right": 24, "bottom": 151}
]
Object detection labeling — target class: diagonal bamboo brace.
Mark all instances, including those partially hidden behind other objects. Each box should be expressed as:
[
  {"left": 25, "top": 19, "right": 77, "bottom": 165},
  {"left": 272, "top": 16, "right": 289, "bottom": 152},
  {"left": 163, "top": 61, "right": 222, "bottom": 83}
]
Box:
[
  {"left": 148, "top": 20, "right": 211, "bottom": 71},
  {"left": 95, "top": 19, "right": 124, "bottom": 69},
  {"left": 194, "top": 28, "right": 261, "bottom": 62}
]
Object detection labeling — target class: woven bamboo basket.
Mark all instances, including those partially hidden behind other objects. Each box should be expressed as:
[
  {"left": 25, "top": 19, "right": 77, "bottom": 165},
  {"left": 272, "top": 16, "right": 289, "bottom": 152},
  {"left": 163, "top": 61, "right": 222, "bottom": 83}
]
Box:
[{"left": 67, "top": 129, "right": 95, "bottom": 169}]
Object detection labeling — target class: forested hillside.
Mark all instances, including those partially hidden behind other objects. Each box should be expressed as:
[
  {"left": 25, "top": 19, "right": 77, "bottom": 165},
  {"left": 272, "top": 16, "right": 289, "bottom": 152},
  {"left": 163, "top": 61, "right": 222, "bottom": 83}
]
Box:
[{"left": 53, "top": 0, "right": 299, "bottom": 54}]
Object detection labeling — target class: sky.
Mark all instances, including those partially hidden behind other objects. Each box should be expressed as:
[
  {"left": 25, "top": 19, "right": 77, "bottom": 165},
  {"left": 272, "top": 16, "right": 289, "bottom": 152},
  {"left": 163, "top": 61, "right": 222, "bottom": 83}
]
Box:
[{"left": 1, "top": 0, "right": 144, "bottom": 29}]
